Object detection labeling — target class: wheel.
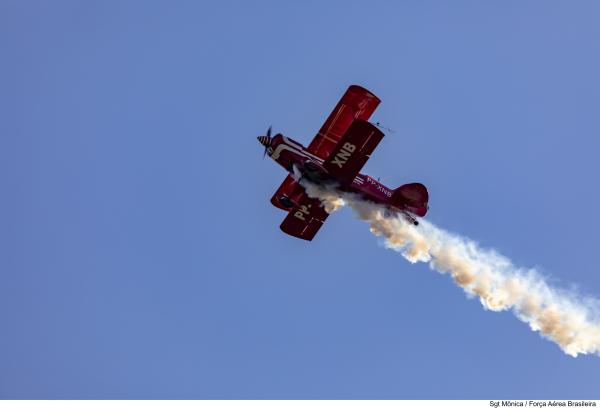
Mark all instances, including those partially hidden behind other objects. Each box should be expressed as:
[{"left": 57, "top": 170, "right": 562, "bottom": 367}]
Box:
[{"left": 279, "top": 196, "right": 295, "bottom": 209}]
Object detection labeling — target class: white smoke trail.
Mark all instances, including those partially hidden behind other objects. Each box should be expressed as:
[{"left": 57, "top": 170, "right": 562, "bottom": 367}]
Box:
[{"left": 301, "top": 180, "right": 600, "bottom": 357}]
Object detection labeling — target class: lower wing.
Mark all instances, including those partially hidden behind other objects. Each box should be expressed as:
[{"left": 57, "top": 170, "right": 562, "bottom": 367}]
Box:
[{"left": 279, "top": 191, "right": 329, "bottom": 241}]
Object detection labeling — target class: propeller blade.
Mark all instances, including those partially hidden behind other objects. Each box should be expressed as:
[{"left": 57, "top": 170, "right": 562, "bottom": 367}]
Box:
[
  {"left": 263, "top": 126, "right": 272, "bottom": 158},
  {"left": 258, "top": 126, "right": 273, "bottom": 159}
]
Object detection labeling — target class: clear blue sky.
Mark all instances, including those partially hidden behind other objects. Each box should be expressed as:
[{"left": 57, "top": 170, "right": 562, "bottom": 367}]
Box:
[{"left": 1, "top": 0, "right": 600, "bottom": 399}]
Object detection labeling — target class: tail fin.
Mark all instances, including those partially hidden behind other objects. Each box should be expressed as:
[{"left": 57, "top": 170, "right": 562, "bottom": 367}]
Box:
[{"left": 392, "top": 183, "right": 429, "bottom": 217}]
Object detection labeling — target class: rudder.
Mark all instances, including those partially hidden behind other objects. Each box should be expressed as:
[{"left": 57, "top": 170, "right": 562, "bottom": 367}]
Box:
[{"left": 392, "top": 183, "right": 429, "bottom": 217}]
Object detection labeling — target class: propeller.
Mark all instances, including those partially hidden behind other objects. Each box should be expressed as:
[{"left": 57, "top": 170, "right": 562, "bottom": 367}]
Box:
[{"left": 257, "top": 126, "right": 272, "bottom": 158}]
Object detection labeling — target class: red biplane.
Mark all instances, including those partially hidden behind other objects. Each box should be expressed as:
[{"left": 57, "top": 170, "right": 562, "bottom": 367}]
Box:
[{"left": 258, "top": 85, "right": 429, "bottom": 241}]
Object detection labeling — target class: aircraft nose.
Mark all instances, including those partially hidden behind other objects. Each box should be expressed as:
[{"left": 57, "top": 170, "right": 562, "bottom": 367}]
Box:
[{"left": 257, "top": 136, "right": 269, "bottom": 146}]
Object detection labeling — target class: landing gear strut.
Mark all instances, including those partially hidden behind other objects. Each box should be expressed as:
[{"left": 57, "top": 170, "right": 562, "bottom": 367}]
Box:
[{"left": 278, "top": 196, "right": 296, "bottom": 209}]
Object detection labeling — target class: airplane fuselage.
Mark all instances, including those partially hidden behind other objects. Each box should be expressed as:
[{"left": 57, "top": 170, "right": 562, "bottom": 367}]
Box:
[
  {"left": 258, "top": 85, "right": 427, "bottom": 240},
  {"left": 266, "top": 133, "right": 401, "bottom": 211}
]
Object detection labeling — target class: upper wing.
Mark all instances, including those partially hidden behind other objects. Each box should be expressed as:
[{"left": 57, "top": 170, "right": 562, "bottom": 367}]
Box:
[
  {"left": 307, "top": 85, "right": 380, "bottom": 160},
  {"left": 322, "top": 119, "right": 384, "bottom": 186},
  {"left": 279, "top": 191, "right": 329, "bottom": 241}
]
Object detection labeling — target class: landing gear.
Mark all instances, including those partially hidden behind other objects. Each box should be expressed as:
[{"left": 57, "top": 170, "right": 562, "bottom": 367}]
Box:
[
  {"left": 278, "top": 195, "right": 295, "bottom": 209},
  {"left": 401, "top": 211, "right": 419, "bottom": 226}
]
